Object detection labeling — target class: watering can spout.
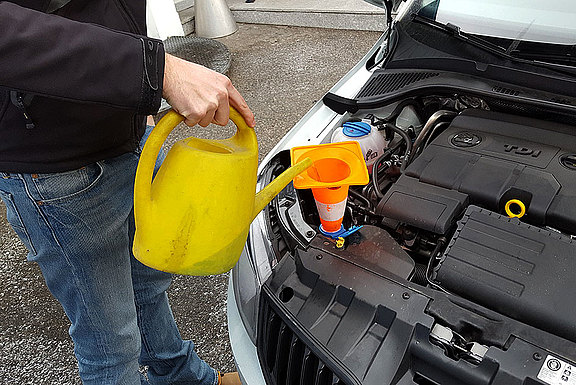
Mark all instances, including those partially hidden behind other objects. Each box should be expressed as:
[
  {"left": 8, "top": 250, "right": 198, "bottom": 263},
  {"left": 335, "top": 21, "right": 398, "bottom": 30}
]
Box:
[{"left": 252, "top": 157, "right": 313, "bottom": 219}]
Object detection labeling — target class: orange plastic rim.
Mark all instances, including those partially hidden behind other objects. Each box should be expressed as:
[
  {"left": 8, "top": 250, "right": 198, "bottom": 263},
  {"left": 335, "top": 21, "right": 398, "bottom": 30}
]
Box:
[{"left": 290, "top": 141, "right": 369, "bottom": 189}]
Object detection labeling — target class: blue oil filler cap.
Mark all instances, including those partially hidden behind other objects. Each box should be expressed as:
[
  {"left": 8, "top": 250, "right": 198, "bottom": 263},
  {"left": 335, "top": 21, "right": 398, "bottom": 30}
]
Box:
[{"left": 343, "top": 121, "right": 371, "bottom": 138}]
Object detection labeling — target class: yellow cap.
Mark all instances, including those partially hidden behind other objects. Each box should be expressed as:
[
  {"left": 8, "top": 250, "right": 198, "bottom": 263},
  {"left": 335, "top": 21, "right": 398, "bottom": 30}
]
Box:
[{"left": 505, "top": 199, "right": 526, "bottom": 218}]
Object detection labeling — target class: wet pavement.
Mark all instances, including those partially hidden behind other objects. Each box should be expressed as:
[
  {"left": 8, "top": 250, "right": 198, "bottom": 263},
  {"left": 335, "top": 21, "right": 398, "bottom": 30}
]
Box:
[{"left": 0, "top": 23, "right": 380, "bottom": 384}]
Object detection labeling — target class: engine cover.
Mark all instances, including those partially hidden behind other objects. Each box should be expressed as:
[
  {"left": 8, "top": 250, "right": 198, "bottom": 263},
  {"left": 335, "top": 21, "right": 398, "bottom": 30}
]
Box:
[
  {"left": 400, "top": 109, "right": 576, "bottom": 234},
  {"left": 434, "top": 206, "right": 576, "bottom": 342},
  {"left": 376, "top": 109, "right": 576, "bottom": 341}
]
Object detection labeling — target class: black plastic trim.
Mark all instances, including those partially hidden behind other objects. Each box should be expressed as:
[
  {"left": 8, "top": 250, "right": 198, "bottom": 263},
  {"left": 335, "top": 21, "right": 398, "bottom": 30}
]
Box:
[{"left": 322, "top": 93, "right": 359, "bottom": 115}]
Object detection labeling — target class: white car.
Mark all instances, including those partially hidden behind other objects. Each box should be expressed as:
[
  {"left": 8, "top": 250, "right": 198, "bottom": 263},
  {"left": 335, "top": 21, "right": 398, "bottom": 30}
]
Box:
[{"left": 228, "top": 1, "right": 576, "bottom": 384}]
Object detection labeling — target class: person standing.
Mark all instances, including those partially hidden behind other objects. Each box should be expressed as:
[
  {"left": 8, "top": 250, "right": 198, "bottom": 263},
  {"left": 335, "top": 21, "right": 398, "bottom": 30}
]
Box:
[{"left": 0, "top": 1, "right": 254, "bottom": 384}]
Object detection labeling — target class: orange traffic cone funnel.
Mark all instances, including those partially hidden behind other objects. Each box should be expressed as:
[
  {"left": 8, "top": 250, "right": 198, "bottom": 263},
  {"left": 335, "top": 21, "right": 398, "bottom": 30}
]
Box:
[{"left": 290, "top": 142, "right": 369, "bottom": 235}]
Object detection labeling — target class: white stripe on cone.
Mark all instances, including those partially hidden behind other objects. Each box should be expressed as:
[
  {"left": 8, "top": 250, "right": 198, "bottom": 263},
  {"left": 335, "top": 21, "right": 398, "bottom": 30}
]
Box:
[{"left": 315, "top": 199, "right": 347, "bottom": 222}]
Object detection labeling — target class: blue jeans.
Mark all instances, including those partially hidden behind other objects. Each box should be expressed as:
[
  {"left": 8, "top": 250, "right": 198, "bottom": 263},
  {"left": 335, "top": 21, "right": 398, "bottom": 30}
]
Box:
[{"left": 0, "top": 129, "right": 217, "bottom": 385}]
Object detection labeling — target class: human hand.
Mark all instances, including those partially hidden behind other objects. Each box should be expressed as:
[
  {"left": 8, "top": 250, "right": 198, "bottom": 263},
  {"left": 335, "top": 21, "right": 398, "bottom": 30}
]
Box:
[{"left": 162, "top": 54, "right": 255, "bottom": 128}]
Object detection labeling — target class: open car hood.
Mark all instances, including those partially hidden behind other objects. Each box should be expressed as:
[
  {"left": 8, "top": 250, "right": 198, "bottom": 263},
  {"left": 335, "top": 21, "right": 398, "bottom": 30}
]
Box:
[
  {"left": 362, "top": 0, "right": 407, "bottom": 28},
  {"left": 362, "top": 0, "right": 407, "bottom": 12}
]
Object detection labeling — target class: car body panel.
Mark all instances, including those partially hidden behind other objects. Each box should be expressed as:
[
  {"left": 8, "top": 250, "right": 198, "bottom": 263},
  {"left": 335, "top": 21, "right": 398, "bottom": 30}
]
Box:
[
  {"left": 229, "top": 1, "right": 576, "bottom": 384},
  {"left": 227, "top": 276, "right": 267, "bottom": 385}
]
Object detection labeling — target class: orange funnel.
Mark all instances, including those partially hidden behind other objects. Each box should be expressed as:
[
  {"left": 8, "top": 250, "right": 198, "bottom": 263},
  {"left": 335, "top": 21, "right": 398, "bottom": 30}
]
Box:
[{"left": 290, "top": 142, "right": 369, "bottom": 234}]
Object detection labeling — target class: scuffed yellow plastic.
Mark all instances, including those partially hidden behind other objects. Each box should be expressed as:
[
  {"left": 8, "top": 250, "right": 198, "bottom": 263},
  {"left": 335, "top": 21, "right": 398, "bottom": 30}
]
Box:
[{"left": 133, "top": 107, "right": 312, "bottom": 275}]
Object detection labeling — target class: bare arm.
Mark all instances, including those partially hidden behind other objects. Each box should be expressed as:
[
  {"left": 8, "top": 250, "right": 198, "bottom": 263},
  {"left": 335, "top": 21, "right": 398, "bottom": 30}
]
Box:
[{"left": 162, "top": 54, "right": 255, "bottom": 128}]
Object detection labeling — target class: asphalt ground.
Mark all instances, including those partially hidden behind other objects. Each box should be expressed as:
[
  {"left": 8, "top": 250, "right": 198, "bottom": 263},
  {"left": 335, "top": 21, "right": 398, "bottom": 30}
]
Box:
[{"left": 0, "top": 24, "right": 380, "bottom": 384}]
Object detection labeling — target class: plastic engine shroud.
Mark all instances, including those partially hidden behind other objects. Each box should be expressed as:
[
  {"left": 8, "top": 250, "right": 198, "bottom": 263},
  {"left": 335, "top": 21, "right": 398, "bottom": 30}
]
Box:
[{"left": 378, "top": 108, "right": 576, "bottom": 235}]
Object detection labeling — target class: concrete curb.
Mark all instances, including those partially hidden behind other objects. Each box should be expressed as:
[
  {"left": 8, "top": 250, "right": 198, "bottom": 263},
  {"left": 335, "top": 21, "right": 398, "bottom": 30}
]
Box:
[
  {"left": 176, "top": 0, "right": 389, "bottom": 33},
  {"left": 230, "top": 9, "right": 386, "bottom": 31}
]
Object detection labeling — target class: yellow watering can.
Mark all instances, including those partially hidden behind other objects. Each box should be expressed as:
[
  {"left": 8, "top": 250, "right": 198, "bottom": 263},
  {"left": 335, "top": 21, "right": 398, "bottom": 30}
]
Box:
[{"left": 133, "top": 107, "right": 312, "bottom": 275}]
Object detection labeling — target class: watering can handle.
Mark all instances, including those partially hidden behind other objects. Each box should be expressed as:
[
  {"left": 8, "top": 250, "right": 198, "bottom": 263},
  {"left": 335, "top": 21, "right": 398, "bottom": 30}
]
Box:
[
  {"left": 135, "top": 107, "right": 313, "bottom": 220},
  {"left": 134, "top": 107, "right": 252, "bottom": 209}
]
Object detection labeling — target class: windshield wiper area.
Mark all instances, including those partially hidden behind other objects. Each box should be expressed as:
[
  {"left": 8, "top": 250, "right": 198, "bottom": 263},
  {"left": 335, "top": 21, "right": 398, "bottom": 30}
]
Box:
[
  {"left": 411, "top": 14, "right": 576, "bottom": 77},
  {"left": 510, "top": 47, "right": 576, "bottom": 66},
  {"left": 481, "top": 33, "right": 576, "bottom": 67},
  {"left": 412, "top": 14, "right": 511, "bottom": 57}
]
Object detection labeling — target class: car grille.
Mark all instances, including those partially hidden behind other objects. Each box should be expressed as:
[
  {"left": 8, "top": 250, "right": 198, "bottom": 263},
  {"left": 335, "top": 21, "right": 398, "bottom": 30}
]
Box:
[
  {"left": 258, "top": 294, "right": 350, "bottom": 385},
  {"left": 357, "top": 72, "right": 439, "bottom": 98}
]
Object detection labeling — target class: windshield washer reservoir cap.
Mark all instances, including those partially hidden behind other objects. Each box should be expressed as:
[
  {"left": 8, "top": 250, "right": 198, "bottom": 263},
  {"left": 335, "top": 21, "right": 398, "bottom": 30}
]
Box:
[{"left": 343, "top": 121, "right": 371, "bottom": 138}]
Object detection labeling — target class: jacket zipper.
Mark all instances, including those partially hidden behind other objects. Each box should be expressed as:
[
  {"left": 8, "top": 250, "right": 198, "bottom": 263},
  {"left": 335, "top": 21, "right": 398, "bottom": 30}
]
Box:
[{"left": 10, "top": 91, "right": 35, "bottom": 130}]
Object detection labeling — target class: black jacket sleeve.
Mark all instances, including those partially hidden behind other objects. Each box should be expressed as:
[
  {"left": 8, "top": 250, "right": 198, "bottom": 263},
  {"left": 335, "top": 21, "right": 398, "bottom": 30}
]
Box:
[{"left": 0, "top": 1, "right": 164, "bottom": 115}]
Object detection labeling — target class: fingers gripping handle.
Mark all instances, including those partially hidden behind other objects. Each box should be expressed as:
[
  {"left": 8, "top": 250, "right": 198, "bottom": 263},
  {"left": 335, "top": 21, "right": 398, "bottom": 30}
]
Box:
[{"left": 134, "top": 107, "right": 252, "bottom": 208}]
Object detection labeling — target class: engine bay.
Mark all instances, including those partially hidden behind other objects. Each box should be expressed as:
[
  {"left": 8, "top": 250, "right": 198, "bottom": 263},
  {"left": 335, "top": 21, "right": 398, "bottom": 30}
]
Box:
[{"left": 289, "top": 95, "right": 576, "bottom": 346}]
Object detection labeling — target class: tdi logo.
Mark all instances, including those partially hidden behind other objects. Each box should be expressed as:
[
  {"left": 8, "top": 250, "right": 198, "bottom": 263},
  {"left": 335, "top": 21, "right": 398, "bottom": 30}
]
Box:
[{"left": 504, "top": 144, "right": 542, "bottom": 158}]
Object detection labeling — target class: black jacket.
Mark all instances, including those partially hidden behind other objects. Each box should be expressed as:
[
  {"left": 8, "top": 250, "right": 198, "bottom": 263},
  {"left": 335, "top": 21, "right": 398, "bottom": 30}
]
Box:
[{"left": 0, "top": 0, "right": 165, "bottom": 173}]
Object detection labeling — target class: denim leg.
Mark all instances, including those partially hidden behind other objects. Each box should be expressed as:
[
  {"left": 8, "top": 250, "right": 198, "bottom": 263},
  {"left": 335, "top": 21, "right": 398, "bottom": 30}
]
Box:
[
  {"left": 0, "top": 148, "right": 216, "bottom": 385},
  {"left": 132, "top": 126, "right": 217, "bottom": 385},
  {"left": 130, "top": 257, "right": 217, "bottom": 385},
  {"left": 0, "top": 154, "right": 142, "bottom": 384}
]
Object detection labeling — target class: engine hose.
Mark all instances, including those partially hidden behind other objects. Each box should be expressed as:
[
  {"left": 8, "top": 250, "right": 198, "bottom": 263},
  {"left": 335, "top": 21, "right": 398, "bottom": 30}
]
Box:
[
  {"left": 408, "top": 110, "right": 457, "bottom": 165},
  {"left": 422, "top": 121, "right": 451, "bottom": 149},
  {"left": 372, "top": 140, "right": 403, "bottom": 199},
  {"left": 348, "top": 199, "right": 377, "bottom": 217},
  {"left": 384, "top": 123, "right": 413, "bottom": 173},
  {"left": 349, "top": 188, "right": 374, "bottom": 210},
  {"left": 412, "top": 263, "right": 429, "bottom": 286},
  {"left": 425, "top": 237, "right": 453, "bottom": 295}
]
